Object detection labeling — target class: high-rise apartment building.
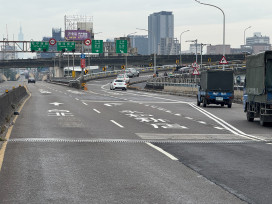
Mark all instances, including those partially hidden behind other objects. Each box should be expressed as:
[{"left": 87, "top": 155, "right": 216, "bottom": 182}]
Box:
[{"left": 148, "top": 11, "right": 175, "bottom": 55}]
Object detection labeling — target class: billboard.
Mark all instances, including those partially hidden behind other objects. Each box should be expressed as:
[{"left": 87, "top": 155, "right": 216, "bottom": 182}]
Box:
[{"left": 65, "top": 30, "right": 91, "bottom": 41}]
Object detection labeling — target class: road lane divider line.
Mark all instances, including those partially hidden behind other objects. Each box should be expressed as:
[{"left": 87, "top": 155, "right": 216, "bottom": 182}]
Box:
[
  {"left": 82, "top": 102, "right": 88, "bottom": 106},
  {"left": 146, "top": 142, "right": 178, "bottom": 161},
  {"left": 110, "top": 120, "right": 124, "bottom": 128},
  {"left": 93, "top": 109, "right": 101, "bottom": 114},
  {"left": 75, "top": 98, "right": 79, "bottom": 100},
  {"left": 0, "top": 84, "right": 31, "bottom": 171},
  {"left": 189, "top": 103, "right": 265, "bottom": 141}
]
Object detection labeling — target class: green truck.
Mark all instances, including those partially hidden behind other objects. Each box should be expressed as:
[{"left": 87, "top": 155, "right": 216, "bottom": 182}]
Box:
[{"left": 244, "top": 51, "right": 272, "bottom": 126}]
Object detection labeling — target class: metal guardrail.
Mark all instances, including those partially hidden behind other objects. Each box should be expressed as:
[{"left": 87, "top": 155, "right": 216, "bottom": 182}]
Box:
[{"left": 49, "top": 65, "right": 177, "bottom": 88}]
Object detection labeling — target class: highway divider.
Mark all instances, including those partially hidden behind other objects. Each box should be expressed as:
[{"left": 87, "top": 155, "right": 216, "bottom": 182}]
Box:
[{"left": 0, "top": 86, "right": 28, "bottom": 136}]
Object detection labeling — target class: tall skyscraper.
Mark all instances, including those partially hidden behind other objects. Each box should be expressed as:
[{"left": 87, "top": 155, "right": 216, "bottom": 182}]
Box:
[
  {"left": 18, "top": 25, "right": 24, "bottom": 59},
  {"left": 148, "top": 11, "right": 174, "bottom": 55}
]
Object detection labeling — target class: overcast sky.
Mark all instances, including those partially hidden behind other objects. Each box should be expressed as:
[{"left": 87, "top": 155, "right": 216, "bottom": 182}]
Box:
[{"left": 1, "top": 0, "right": 272, "bottom": 51}]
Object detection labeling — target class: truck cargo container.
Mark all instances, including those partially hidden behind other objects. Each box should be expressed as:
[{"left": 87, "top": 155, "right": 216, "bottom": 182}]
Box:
[
  {"left": 244, "top": 51, "right": 272, "bottom": 126},
  {"left": 197, "top": 70, "right": 234, "bottom": 108}
]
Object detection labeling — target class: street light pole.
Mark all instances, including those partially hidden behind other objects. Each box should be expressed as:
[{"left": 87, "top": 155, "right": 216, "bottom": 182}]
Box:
[
  {"left": 136, "top": 28, "right": 156, "bottom": 74},
  {"left": 244, "top": 26, "right": 251, "bottom": 45},
  {"left": 179, "top": 30, "right": 190, "bottom": 66},
  {"left": 186, "top": 39, "right": 198, "bottom": 63},
  {"left": 194, "top": 0, "right": 225, "bottom": 69},
  {"left": 126, "top": 32, "right": 137, "bottom": 69},
  {"left": 200, "top": 43, "right": 210, "bottom": 70}
]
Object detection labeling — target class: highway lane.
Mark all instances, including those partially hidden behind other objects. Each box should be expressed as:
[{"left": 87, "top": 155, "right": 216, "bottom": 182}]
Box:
[
  {"left": 0, "top": 80, "right": 246, "bottom": 203},
  {"left": 86, "top": 78, "right": 272, "bottom": 204},
  {"left": 0, "top": 77, "right": 271, "bottom": 203}
]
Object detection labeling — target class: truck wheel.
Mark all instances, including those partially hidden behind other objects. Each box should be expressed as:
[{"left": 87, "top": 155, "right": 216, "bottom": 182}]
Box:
[
  {"left": 203, "top": 99, "right": 207, "bottom": 107},
  {"left": 197, "top": 97, "right": 200, "bottom": 106},
  {"left": 227, "top": 103, "right": 232, "bottom": 108},
  {"left": 247, "top": 111, "right": 254, "bottom": 122},
  {"left": 221, "top": 104, "right": 224, "bottom": 107},
  {"left": 260, "top": 116, "right": 266, "bottom": 126}
]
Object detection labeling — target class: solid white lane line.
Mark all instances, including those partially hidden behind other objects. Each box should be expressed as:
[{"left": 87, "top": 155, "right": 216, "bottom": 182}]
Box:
[
  {"left": 93, "top": 109, "right": 101, "bottom": 113},
  {"left": 110, "top": 120, "right": 124, "bottom": 128},
  {"left": 82, "top": 102, "right": 88, "bottom": 106},
  {"left": 146, "top": 142, "right": 178, "bottom": 161},
  {"left": 189, "top": 103, "right": 264, "bottom": 141}
]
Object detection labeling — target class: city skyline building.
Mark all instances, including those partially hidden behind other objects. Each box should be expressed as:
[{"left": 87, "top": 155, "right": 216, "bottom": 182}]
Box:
[
  {"left": 148, "top": 11, "right": 174, "bottom": 55},
  {"left": 40, "top": 28, "right": 64, "bottom": 58},
  {"left": 128, "top": 35, "right": 148, "bottom": 55},
  {"left": 158, "top": 37, "right": 180, "bottom": 55},
  {"left": 18, "top": 25, "right": 24, "bottom": 59}
]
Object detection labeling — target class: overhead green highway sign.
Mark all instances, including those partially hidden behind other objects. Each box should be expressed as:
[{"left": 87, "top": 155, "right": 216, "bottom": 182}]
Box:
[
  {"left": 116, "top": 40, "right": 127, "bottom": 53},
  {"left": 30, "top": 41, "right": 49, "bottom": 52},
  {"left": 92, "top": 40, "right": 103, "bottom": 53},
  {"left": 57, "top": 41, "right": 76, "bottom": 52}
]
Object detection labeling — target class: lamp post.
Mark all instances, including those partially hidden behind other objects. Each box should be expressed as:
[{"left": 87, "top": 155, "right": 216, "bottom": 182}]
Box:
[
  {"left": 244, "top": 26, "right": 251, "bottom": 45},
  {"left": 179, "top": 30, "right": 190, "bottom": 66},
  {"left": 136, "top": 28, "right": 156, "bottom": 74},
  {"left": 194, "top": 0, "right": 225, "bottom": 69},
  {"left": 186, "top": 39, "right": 198, "bottom": 63},
  {"left": 126, "top": 32, "right": 137, "bottom": 69},
  {"left": 200, "top": 43, "right": 210, "bottom": 70}
]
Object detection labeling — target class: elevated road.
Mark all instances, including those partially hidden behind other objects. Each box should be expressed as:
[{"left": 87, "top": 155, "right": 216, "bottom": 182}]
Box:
[{"left": 0, "top": 54, "right": 245, "bottom": 68}]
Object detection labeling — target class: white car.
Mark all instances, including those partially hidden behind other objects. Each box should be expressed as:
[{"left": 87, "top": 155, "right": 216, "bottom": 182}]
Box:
[
  {"left": 110, "top": 79, "right": 127, "bottom": 90},
  {"left": 127, "top": 68, "right": 139, "bottom": 77},
  {"left": 116, "top": 73, "right": 130, "bottom": 83}
]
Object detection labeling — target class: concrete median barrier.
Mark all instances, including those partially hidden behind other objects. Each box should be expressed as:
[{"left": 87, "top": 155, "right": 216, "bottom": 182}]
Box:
[{"left": 0, "top": 86, "right": 28, "bottom": 134}]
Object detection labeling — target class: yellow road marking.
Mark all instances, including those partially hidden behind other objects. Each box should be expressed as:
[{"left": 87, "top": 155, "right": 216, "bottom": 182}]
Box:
[{"left": 0, "top": 84, "right": 31, "bottom": 171}]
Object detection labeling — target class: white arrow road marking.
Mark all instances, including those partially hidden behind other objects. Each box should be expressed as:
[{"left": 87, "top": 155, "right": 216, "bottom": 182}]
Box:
[{"left": 50, "top": 102, "right": 63, "bottom": 106}]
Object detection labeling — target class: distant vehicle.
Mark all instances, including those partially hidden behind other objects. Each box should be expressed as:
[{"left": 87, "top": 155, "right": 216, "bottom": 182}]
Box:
[
  {"left": 116, "top": 73, "right": 130, "bottom": 83},
  {"left": 127, "top": 68, "right": 139, "bottom": 77},
  {"left": 197, "top": 70, "right": 234, "bottom": 108},
  {"left": 244, "top": 51, "right": 272, "bottom": 126},
  {"left": 28, "top": 77, "right": 36, "bottom": 84},
  {"left": 110, "top": 79, "right": 127, "bottom": 91},
  {"left": 125, "top": 70, "right": 134, "bottom": 78}
]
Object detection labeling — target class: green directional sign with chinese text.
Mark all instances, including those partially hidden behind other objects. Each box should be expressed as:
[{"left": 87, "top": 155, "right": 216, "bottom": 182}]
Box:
[
  {"left": 31, "top": 41, "right": 49, "bottom": 52},
  {"left": 57, "top": 42, "right": 76, "bottom": 52},
  {"left": 116, "top": 40, "right": 127, "bottom": 53},
  {"left": 92, "top": 40, "right": 103, "bottom": 53}
]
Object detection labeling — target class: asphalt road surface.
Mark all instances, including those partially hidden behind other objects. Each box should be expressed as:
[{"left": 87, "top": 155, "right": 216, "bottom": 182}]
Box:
[{"left": 0, "top": 75, "right": 271, "bottom": 203}]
